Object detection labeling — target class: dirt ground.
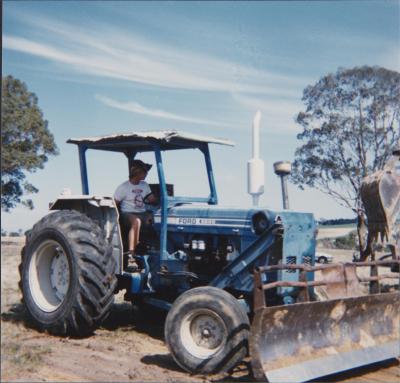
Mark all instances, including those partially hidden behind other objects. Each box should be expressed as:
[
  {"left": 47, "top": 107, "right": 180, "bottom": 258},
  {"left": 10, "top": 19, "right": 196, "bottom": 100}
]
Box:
[
  {"left": 1, "top": 238, "right": 399, "bottom": 382},
  {"left": 1, "top": 239, "right": 250, "bottom": 383}
]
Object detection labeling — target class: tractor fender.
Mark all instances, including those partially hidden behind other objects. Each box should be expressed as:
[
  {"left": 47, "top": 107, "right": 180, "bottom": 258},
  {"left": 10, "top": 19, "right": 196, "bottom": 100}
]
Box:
[{"left": 49, "top": 195, "right": 123, "bottom": 273}]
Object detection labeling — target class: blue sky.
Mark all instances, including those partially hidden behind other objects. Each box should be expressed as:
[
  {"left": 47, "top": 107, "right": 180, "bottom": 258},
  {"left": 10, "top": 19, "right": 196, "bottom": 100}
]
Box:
[{"left": 2, "top": 0, "right": 399, "bottom": 232}]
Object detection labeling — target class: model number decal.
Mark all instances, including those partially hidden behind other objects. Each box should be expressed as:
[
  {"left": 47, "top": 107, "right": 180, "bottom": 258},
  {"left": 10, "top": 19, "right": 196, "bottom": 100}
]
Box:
[
  {"left": 177, "top": 218, "right": 215, "bottom": 225},
  {"left": 153, "top": 216, "right": 250, "bottom": 227}
]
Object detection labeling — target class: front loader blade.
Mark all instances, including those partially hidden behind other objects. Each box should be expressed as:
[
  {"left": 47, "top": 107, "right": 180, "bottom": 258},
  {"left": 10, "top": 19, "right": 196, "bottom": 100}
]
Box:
[{"left": 250, "top": 292, "right": 400, "bottom": 382}]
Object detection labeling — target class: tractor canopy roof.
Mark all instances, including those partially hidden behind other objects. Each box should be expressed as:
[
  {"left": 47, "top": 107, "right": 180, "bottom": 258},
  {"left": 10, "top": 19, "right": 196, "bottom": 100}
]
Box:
[{"left": 67, "top": 130, "right": 235, "bottom": 152}]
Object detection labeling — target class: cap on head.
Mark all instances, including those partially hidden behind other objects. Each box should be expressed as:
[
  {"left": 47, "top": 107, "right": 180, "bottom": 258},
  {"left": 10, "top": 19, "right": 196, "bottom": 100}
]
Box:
[{"left": 130, "top": 159, "right": 152, "bottom": 177}]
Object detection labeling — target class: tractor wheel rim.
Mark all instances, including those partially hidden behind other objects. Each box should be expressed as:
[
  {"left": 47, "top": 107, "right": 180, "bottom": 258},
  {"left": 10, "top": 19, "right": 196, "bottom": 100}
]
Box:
[
  {"left": 28, "top": 239, "right": 70, "bottom": 312},
  {"left": 180, "top": 309, "right": 227, "bottom": 359}
]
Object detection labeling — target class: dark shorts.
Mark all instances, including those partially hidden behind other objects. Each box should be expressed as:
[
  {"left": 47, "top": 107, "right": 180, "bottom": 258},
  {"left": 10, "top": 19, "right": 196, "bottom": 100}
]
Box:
[{"left": 120, "top": 212, "right": 151, "bottom": 228}]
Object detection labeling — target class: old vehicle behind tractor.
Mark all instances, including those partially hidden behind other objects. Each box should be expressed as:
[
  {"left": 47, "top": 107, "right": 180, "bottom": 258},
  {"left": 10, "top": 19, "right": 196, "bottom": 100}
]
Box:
[{"left": 19, "top": 129, "right": 399, "bottom": 382}]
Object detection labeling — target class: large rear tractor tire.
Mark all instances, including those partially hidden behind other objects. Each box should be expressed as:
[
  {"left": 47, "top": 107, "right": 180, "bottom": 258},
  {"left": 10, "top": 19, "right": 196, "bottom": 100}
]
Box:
[
  {"left": 165, "top": 287, "right": 249, "bottom": 374},
  {"left": 19, "top": 210, "right": 117, "bottom": 337}
]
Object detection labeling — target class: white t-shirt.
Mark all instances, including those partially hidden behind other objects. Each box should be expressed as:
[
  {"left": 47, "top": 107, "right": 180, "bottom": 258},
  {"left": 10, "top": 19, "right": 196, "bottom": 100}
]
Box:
[{"left": 114, "top": 180, "right": 152, "bottom": 213}]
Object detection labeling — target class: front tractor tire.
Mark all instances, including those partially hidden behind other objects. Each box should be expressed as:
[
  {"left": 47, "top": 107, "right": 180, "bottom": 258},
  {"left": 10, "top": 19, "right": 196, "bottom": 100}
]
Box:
[
  {"left": 19, "top": 210, "right": 117, "bottom": 337},
  {"left": 165, "top": 287, "right": 250, "bottom": 375}
]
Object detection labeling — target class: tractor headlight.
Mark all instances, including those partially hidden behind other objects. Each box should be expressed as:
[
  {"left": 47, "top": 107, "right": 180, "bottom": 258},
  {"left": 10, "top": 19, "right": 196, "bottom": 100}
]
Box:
[{"left": 252, "top": 212, "right": 269, "bottom": 235}]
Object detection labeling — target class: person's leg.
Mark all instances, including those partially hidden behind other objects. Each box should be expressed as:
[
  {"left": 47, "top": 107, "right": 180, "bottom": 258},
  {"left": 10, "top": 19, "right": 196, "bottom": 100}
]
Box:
[
  {"left": 132, "top": 215, "right": 142, "bottom": 250},
  {"left": 127, "top": 214, "right": 142, "bottom": 252}
]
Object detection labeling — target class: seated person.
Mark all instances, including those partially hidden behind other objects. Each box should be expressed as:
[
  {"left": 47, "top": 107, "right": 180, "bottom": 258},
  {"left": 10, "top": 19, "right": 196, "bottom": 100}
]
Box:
[{"left": 114, "top": 160, "right": 157, "bottom": 258}]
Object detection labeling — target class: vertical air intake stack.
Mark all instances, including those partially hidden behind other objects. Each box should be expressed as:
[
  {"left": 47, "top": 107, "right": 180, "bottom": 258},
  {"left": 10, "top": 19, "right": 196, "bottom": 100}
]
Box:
[
  {"left": 273, "top": 161, "right": 291, "bottom": 210},
  {"left": 247, "top": 111, "right": 265, "bottom": 207}
]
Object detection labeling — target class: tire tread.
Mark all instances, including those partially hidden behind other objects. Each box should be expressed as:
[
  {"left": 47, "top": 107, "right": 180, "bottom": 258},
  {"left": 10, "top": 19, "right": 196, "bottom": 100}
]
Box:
[{"left": 18, "top": 210, "right": 117, "bottom": 337}]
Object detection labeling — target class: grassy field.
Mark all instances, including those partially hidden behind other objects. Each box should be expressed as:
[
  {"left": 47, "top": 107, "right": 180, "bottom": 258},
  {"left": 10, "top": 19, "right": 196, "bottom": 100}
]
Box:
[
  {"left": 317, "top": 224, "right": 356, "bottom": 240},
  {"left": 318, "top": 223, "right": 356, "bottom": 229}
]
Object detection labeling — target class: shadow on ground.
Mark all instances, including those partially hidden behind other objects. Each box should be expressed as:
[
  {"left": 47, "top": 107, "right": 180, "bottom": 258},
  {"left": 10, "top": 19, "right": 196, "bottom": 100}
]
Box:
[
  {"left": 1, "top": 301, "right": 166, "bottom": 342},
  {"left": 212, "top": 361, "right": 254, "bottom": 382},
  {"left": 140, "top": 354, "right": 254, "bottom": 382},
  {"left": 1, "top": 303, "right": 33, "bottom": 326},
  {"left": 101, "top": 302, "right": 166, "bottom": 341}
]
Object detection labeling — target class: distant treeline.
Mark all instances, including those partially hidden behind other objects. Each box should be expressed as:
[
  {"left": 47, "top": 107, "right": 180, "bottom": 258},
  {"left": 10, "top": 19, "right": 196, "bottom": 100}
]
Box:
[
  {"left": 318, "top": 218, "right": 357, "bottom": 226},
  {"left": 1, "top": 229, "right": 23, "bottom": 237}
]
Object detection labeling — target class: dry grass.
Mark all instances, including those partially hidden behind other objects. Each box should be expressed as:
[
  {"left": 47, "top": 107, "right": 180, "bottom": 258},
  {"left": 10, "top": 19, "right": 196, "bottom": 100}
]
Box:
[
  {"left": 1, "top": 337, "right": 52, "bottom": 381},
  {"left": 2, "top": 340, "right": 52, "bottom": 371}
]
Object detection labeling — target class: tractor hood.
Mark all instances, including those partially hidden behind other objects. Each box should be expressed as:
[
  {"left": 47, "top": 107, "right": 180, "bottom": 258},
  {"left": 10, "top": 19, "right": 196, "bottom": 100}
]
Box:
[
  {"left": 154, "top": 204, "right": 317, "bottom": 297},
  {"left": 154, "top": 205, "right": 270, "bottom": 233},
  {"left": 154, "top": 204, "right": 315, "bottom": 237}
]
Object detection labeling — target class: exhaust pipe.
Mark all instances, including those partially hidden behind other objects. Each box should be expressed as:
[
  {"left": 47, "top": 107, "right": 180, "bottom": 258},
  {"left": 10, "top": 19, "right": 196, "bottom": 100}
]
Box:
[{"left": 248, "top": 111, "right": 265, "bottom": 207}]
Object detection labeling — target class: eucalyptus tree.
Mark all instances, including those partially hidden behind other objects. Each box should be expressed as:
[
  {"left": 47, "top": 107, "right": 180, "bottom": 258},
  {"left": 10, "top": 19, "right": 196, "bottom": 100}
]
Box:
[
  {"left": 292, "top": 66, "right": 400, "bottom": 212},
  {"left": 1, "top": 75, "right": 59, "bottom": 211}
]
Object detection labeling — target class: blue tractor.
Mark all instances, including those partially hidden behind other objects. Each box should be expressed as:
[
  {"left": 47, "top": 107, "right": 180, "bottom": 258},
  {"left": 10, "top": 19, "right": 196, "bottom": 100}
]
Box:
[{"left": 19, "top": 131, "right": 399, "bottom": 382}]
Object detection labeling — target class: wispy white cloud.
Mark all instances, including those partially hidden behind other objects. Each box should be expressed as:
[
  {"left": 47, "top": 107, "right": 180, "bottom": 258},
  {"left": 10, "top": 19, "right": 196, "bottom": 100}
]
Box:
[
  {"left": 4, "top": 13, "right": 314, "bottom": 134},
  {"left": 3, "top": 14, "right": 310, "bottom": 96},
  {"left": 96, "top": 95, "right": 228, "bottom": 127},
  {"left": 3, "top": 33, "right": 300, "bottom": 95},
  {"left": 4, "top": 36, "right": 75, "bottom": 64}
]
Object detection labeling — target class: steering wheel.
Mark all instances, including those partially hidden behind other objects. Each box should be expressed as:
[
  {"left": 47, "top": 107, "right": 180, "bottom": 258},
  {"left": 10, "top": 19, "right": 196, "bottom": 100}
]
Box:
[{"left": 143, "top": 192, "right": 159, "bottom": 205}]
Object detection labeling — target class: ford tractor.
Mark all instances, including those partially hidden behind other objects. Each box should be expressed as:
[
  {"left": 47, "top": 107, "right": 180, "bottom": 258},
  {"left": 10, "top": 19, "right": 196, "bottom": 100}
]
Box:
[{"left": 19, "top": 130, "right": 399, "bottom": 382}]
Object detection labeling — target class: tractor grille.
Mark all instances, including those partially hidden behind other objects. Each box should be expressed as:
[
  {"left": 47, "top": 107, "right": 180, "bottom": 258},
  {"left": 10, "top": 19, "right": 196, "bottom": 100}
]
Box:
[
  {"left": 303, "top": 256, "right": 312, "bottom": 265},
  {"left": 285, "top": 256, "right": 297, "bottom": 273}
]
